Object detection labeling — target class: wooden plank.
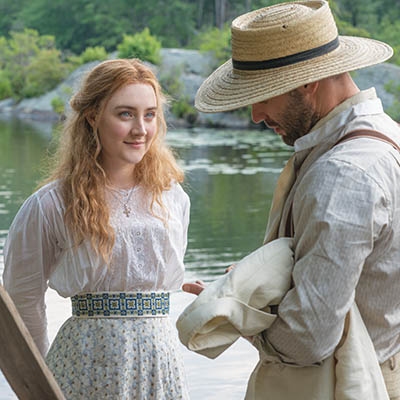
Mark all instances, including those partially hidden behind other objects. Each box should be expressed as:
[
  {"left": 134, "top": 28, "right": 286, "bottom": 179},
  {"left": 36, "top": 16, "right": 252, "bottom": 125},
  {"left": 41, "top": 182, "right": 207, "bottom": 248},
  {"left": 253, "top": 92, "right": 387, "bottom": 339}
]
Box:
[{"left": 0, "top": 284, "right": 65, "bottom": 400}]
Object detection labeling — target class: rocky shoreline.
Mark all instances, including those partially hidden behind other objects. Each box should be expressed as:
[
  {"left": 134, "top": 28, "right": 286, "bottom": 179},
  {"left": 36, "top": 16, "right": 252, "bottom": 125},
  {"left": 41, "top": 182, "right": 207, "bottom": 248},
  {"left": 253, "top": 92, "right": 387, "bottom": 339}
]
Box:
[{"left": 0, "top": 48, "right": 399, "bottom": 128}]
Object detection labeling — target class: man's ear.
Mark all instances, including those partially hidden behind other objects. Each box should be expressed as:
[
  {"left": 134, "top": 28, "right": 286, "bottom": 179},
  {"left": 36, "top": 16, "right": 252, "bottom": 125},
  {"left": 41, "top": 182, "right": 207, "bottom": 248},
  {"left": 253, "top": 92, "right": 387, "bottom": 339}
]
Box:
[{"left": 301, "top": 81, "right": 319, "bottom": 95}]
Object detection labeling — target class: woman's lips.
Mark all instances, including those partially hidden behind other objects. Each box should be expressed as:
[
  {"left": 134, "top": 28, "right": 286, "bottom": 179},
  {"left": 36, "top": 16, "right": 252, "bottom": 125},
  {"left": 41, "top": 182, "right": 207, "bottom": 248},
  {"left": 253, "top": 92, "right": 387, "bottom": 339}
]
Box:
[{"left": 124, "top": 141, "right": 145, "bottom": 148}]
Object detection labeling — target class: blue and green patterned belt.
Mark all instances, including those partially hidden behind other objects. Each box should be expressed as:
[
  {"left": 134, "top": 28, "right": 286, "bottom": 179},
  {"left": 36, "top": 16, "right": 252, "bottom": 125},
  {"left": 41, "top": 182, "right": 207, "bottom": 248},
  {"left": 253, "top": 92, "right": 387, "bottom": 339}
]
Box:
[{"left": 71, "top": 291, "right": 170, "bottom": 318}]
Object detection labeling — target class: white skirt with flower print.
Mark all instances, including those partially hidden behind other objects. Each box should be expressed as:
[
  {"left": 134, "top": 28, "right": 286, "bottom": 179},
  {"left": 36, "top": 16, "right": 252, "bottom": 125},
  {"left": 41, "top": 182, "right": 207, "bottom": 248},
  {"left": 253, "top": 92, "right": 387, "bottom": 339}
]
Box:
[{"left": 45, "top": 316, "right": 190, "bottom": 400}]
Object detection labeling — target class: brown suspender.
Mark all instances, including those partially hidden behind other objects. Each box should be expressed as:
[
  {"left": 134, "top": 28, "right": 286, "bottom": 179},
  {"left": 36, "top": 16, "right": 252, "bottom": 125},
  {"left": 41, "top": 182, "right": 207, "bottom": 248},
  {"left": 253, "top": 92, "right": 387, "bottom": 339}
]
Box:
[
  {"left": 285, "top": 129, "right": 400, "bottom": 237},
  {"left": 335, "top": 129, "right": 400, "bottom": 152}
]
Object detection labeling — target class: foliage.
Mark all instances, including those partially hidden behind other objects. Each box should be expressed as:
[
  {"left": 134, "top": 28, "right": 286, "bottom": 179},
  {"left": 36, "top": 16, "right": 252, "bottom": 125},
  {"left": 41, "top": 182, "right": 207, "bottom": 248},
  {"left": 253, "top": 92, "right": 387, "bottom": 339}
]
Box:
[
  {"left": 117, "top": 28, "right": 161, "bottom": 65},
  {"left": 0, "top": 0, "right": 398, "bottom": 69},
  {"left": 159, "top": 66, "right": 184, "bottom": 99},
  {"left": 385, "top": 80, "right": 400, "bottom": 122},
  {"left": 333, "top": 0, "right": 399, "bottom": 67},
  {"left": 51, "top": 96, "right": 65, "bottom": 115},
  {"left": 22, "top": 49, "right": 68, "bottom": 98},
  {"left": 11, "top": 0, "right": 197, "bottom": 53},
  {"left": 78, "top": 46, "right": 108, "bottom": 64},
  {"left": 66, "top": 46, "right": 108, "bottom": 69},
  {"left": 192, "top": 24, "right": 231, "bottom": 68},
  {"left": 171, "top": 97, "right": 198, "bottom": 125},
  {"left": 373, "top": 18, "right": 400, "bottom": 66},
  {"left": 0, "top": 0, "right": 26, "bottom": 37},
  {"left": 0, "top": 0, "right": 399, "bottom": 109},
  {"left": 335, "top": 20, "right": 372, "bottom": 38},
  {"left": 0, "top": 70, "right": 12, "bottom": 99},
  {"left": 50, "top": 85, "right": 73, "bottom": 115},
  {"left": 0, "top": 29, "right": 70, "bottom": 100},
  {"left": 16, "top": 0, "right": 128, "bottom": 54},
  {"left": 130, "top": 1, "right": 196, "bottom": 48},
  {"left": 159, "top": 65, "right": 198, "bottom": 124}
]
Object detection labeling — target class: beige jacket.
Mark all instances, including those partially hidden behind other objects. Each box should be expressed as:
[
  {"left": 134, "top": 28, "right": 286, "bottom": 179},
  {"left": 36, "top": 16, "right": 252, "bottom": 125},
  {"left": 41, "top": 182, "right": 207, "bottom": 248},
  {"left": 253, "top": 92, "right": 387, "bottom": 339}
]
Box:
[{"left": 176, "top": 237, "right": 389, "bottom": 399}]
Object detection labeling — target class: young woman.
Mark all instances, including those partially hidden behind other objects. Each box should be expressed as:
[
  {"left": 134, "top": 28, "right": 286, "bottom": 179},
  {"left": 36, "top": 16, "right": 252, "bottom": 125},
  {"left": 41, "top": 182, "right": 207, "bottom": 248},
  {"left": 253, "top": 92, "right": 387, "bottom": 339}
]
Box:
[{"left": 3, "top": 59, "right": 190, "bottom": 399}]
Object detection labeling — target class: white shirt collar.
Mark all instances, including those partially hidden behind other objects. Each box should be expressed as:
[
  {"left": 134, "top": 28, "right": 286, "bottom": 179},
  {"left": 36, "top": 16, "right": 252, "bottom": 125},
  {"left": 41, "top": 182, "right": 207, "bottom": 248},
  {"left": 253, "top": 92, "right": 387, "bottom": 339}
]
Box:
[{"left": 294, "top": 88, "right": 383, "bottom": 152}]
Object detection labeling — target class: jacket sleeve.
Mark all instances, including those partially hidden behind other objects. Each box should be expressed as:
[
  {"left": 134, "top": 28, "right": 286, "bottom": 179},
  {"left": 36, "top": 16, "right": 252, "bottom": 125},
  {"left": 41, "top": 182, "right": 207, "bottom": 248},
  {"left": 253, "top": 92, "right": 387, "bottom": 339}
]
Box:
[{"left": 264, "top": 156, "right": 390, "bottom": 365}]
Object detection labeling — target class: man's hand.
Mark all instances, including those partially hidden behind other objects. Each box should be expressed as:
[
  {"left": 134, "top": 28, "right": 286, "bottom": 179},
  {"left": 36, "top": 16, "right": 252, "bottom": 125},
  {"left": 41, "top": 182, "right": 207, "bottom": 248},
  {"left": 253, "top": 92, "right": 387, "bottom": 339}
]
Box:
[
  {"left": 183, "top": 265, "right": 236, "bottom": 296},
  {"left": 182, "top": 280, "right": 206, "bottom": 296},
  {"left": 182, "top": 277, "right": 255, "bottom": 344},
  {"left": 225, "top": 263, "right": 236, "bottom": 273}
]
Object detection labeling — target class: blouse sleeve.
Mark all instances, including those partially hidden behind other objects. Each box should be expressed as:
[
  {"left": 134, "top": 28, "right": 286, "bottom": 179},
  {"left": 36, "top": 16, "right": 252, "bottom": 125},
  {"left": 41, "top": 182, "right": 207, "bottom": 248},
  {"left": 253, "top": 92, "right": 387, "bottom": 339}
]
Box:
[
  {"left": 181, "top": 188, "right": 190, "bottom": 256},
  {"left": 2, "top": 192, "right": 59, "bottom": 356}
]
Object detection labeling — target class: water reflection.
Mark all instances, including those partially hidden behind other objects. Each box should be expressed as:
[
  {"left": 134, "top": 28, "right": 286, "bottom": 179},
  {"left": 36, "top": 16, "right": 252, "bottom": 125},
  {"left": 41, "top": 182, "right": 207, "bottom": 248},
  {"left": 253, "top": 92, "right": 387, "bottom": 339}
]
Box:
[
  {"left": 166, "top": 128, "right": 292, "bottom": 281},
  {"left": 0, "top": 121, "right": 293, "bottom": 282},
  {"left": 0, "top": 118, "right": 293, "bottom": 399}
]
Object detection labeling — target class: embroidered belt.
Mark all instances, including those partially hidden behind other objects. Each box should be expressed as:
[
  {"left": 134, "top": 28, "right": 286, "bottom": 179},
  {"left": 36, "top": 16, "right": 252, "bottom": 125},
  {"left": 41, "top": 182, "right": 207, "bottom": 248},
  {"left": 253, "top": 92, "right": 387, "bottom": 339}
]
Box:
[{"left": 71, "top": 292, "right": 170, "bottom": 318}]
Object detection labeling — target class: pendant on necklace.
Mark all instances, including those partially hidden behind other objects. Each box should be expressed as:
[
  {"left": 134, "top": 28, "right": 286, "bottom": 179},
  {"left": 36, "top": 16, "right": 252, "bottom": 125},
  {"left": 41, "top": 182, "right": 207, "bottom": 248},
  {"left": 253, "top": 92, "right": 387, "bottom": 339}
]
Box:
[{"left": 123, "top": 203, "right": 131, "bottom": 217}]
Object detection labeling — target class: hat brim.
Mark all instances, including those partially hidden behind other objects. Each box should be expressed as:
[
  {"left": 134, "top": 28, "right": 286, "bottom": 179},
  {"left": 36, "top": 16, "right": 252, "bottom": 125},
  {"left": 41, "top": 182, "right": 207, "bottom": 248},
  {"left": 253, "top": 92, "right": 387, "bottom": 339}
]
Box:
[{"left": 195, "top": 36, "right": 393, "bottom": 113}]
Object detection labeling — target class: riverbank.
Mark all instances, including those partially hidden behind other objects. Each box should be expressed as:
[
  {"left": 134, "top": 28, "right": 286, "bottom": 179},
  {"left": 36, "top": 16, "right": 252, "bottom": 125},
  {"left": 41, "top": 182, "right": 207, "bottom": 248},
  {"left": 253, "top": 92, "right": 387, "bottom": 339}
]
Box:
[
  {"left": 0, "top": 49, "right": 399, "bottom": 128},
  {"left": 0, "top": 49, "right": 252, "bottom": 130}
]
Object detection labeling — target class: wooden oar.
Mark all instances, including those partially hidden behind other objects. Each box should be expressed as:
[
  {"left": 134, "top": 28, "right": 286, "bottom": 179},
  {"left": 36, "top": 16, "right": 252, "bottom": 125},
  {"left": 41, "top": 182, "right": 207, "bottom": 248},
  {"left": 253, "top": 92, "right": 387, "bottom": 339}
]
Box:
[{"left": 0, "top": 284, "right": 65, "bottom": 399}]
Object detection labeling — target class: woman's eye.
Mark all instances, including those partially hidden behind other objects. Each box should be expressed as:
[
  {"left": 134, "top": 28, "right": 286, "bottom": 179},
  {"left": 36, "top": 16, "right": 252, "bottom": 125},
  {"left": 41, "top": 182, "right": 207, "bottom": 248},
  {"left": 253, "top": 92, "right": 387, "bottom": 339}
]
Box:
[
  {"left": 145, "top": 111, "right": 156, "bottom": 119},
  {"left": 120, "top": 111, "right": 132, "bottom": 118}
]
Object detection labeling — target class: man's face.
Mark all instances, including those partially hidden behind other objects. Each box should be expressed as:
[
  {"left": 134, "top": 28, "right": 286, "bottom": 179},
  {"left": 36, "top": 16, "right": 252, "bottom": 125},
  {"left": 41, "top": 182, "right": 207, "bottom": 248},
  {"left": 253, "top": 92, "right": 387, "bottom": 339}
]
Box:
[{"left": 251, "top": 88, "right": 320, "bottom": 146}]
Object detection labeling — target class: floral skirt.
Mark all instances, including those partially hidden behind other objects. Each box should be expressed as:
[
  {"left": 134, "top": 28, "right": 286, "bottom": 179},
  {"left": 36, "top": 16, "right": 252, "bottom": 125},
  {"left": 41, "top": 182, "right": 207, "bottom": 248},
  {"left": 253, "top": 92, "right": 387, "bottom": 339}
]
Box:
[{"left": 45, "top": 316, "right": 190, "bottom": 400}]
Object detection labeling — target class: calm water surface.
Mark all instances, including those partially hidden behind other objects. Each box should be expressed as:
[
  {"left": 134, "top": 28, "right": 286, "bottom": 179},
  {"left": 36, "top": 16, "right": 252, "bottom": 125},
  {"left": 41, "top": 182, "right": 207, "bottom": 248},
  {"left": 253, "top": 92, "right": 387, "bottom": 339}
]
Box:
[{"left": 0, "top": 117, "right": 292, "bottom": 399}]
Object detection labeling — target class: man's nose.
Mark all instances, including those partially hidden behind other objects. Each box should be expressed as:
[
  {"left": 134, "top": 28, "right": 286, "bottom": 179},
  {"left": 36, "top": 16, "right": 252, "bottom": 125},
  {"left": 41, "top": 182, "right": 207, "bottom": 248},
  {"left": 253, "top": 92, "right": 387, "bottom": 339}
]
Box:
[{"left": 251, "top": 103, "right": 265, "bottom": 124}]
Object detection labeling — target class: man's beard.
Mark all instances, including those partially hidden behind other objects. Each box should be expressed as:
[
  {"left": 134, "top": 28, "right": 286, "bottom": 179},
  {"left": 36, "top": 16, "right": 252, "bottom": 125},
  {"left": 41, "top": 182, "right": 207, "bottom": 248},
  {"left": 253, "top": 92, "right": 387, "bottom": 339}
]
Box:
[{"left": 279, "top": 89, "right": 320, "bottom": 146}]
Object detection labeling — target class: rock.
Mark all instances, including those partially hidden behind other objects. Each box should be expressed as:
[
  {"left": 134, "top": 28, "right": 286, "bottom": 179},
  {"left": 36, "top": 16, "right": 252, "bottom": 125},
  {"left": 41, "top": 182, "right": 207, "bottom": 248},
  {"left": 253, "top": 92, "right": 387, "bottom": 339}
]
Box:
[
  {"left": 0, "top": 49, "right": 399, "bottom": 126},
  {"left": 0, "top": 98, "right": 16, "bottom": 116},
  {"left": 160, "top": 48, "right": 216, "bottom": 77},
  {"left": 353, "top": 63, "right": 400, "bottom": 112}
]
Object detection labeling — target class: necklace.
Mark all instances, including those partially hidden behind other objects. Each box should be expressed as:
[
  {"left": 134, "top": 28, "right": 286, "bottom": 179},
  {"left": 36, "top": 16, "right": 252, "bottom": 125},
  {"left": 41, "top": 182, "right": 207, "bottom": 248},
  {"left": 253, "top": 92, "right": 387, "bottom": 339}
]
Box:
[{"left": 109, "top": 186, "right": 136, "bottom": 217}]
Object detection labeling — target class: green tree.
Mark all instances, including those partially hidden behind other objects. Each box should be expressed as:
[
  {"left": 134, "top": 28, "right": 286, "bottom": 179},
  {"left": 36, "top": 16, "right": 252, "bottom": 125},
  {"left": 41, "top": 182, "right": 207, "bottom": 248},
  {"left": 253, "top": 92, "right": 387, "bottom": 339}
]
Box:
[
  {"left": 334, "top": 0, "right": 399, "bottom": 67},
  {"left": 193, "top": 24, "right": 231, "bottom": 67},
  {"left": 144, "top": 1, "right": 196, "bottom": 47},
  {"left": 0, "top": 0, "right": 398, "bottom": 69},
  {"left": 17, "top": 0, "right": 197, "bottom": 52},
  {"left": 385, "top": 80, "right": 400, "bottom": 121},
  {"left": 374, "top": 18, "right": 400, "bottom": 66},
  {"left": 0, "top": 70, "right": 12, "bottom": 99},
  {"left": 19, "top": 0, "right": 129, "bottom": 53},
  {"left": 1, "top": 29, "right": 69, "bottom": 100},
  {"left": 117, "top": 28, "right": 161, "bottom": 65},
  {"left": 79, "top": 46, "right": 108, "bottom": 64},
  {"left": 22, "top": 49, "right": 67, "bottom": 97},
  {"left": 0, "top": 0, "right": 28, "bottom": 36}
]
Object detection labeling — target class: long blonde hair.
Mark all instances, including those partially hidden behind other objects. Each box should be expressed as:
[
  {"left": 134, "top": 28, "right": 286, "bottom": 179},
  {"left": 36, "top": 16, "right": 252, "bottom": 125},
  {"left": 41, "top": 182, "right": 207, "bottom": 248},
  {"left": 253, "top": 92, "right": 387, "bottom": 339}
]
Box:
[{"left": 43, "top": 59, "right": 184, "bottom": 261}]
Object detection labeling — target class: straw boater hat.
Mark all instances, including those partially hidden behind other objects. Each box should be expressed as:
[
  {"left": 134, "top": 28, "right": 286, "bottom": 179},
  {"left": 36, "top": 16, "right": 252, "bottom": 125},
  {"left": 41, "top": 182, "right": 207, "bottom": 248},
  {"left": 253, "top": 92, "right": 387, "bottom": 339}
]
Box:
[{"left": 195, "top": 0, "right": 393, "bottom": 113}]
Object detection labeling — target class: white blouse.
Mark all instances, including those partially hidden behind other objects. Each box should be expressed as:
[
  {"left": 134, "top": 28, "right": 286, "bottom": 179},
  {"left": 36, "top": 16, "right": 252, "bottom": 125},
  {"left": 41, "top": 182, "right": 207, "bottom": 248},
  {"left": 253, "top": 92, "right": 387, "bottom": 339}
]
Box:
[{"left": 3, "top": 180, "right": 190, "bottom": 354}]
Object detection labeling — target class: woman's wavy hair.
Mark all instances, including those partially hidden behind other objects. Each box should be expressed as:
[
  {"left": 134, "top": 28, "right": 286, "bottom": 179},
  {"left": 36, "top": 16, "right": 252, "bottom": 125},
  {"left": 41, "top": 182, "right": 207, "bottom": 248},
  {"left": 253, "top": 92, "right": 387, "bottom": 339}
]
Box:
[{"left": 43, "top": 58, "right": 184, "bottom": 261}]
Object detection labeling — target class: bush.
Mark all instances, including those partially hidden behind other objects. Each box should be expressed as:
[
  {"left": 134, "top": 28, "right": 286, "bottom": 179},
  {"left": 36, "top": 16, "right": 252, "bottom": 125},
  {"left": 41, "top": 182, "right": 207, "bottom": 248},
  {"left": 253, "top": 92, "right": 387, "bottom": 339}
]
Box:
[
  {"left": 22, "top": 49, "right": 69, "bottom": 98},
  {"left": 373, "top": 18, "right": 400, "bottom": 67},
  {"left": 193, "top": 24, "right": 231, "bottom": 68},
  {"left": 51, "top": 96, "right": 65, "bottom": 115},
  {"left": 1, "top": 29, "right": 70, "bottom": 100},
  {"left": 0, "top": 70, "right": 12, "bottom": 100},
  {"left": 171, "top": 97, "right": 198, "bottom": 124},
  {"left": 385, "top": 80, "right": 400, "bottom": 122},
  {"left": 79, "top": 46, "right": 108, "bottom": 63},
  {"left": 117, "top": 28, "right": 161, "bottom": 65}
]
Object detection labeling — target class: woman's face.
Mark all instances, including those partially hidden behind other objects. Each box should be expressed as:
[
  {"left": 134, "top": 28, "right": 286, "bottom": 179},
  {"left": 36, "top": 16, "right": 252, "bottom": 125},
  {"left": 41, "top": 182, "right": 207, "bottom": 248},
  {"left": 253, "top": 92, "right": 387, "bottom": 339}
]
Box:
[{"left": 96, "top": 83, "right": 158, "bottom": 177}]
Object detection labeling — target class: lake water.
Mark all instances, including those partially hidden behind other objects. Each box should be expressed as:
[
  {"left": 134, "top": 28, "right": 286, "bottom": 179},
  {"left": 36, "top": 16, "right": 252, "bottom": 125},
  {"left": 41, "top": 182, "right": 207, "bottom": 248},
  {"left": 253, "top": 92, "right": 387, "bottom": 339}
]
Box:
[{"left": 0, "top": 116, "right": 292, "bottom": 399}]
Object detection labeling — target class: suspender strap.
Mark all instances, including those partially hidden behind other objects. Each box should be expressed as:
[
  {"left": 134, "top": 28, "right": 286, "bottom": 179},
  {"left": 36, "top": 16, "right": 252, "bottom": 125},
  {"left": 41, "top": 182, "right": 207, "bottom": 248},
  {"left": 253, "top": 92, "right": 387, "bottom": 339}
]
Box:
[
  {"left": 285, "top": 129, "right": 400, "bottom": 237},
  {"left": 335, "top": 129, "right": 400, "bottom": 152}
]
